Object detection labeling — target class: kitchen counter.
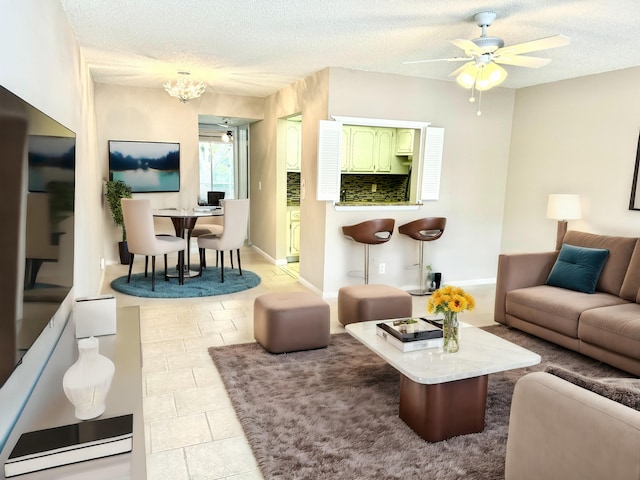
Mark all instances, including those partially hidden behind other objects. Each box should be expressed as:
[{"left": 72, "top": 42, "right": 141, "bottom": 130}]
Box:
[{"left": 334, "top": 202, "right": 421, "bottom": 211}]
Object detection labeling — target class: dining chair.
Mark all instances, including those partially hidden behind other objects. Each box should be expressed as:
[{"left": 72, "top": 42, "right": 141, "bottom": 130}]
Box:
[
  {"left": 197, "top": 199, "right": 250, "bottom": 282},
  {"left": 207, "top": 191, "right": 225, "bottom": 206},
  {"left": 121, "top": 198, "right": 185, "bottom": 290},
  {"left": 188, "top": 217, "right": 223, "bottom": 268}
]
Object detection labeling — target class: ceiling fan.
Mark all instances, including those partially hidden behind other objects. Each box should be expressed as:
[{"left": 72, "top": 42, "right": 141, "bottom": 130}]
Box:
[
  {"left": 405, "top": 12, "right": 570, "bottom": 98},
  {"left": 216, "top": 119, "right": 234, "bottom": 142}
]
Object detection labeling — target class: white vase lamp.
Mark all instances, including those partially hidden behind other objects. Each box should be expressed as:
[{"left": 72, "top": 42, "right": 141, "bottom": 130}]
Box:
[
  {"left": 63, "top": 336, "right": 115, "bottom": 420},
  {"left": 547, "top": 194, "right": 582, "bottom": 250}
]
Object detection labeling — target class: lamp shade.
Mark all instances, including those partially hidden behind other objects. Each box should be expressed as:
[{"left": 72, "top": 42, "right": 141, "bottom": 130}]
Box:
[
  {"left": 455, "top": 61, "right": 507, "bottom": 91},
  {"left": 547, "top": 194, "right": 582, "bottom": 220}
]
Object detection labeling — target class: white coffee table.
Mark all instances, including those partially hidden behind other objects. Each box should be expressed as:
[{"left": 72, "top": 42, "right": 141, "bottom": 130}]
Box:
[{"left": 345, "top": 320, "right": 541, "bottom": 442}]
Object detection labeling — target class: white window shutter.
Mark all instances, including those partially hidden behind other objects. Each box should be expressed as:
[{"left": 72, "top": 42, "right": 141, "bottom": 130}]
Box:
[
  {"left": 420, "top": 127, "right": 444, "bottom": 201},
  {"left": 317, "top": 120, "right": 342, "bottom": 201}
]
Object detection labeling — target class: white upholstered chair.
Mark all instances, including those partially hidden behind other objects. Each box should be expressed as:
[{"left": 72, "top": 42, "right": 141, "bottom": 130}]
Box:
[
  {"left": 188, "top": 217, "right": 223, "bottom": 268},
  {"left": 197, "top": 199, "right": 250, "bottom": 283},
  {"left": 121, "top": 198, "right": 185, "bottom": 290}
]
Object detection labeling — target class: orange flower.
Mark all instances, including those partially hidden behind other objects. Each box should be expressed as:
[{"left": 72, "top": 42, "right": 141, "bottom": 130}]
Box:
[
  {"left": 448, "top": 294, "right": 468, "bottom": 313},
  {"left": 427, "top": 285, "right": 476, "bottom": 315}
]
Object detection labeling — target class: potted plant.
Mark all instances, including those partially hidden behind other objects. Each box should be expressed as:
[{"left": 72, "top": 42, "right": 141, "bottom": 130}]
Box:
[{"left": 105, "top": 179, "right": 133, "bottom": 264}]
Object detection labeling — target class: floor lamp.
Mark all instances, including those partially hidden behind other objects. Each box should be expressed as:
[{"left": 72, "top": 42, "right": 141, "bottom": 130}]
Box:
[{"left": 547, "top": 194, "right": 582, "bottom": 250}]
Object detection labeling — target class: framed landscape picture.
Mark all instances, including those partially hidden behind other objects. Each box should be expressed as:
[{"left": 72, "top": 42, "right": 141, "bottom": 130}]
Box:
[
  {"left": 629, "top": 132, "right": 640, "bottom": 210},
  {"left": 109, "top": 140, "right": 180, "bottom": 193}
]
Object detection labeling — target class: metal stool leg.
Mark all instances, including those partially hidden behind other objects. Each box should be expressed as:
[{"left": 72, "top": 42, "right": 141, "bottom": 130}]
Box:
[
  {"left": 408, "top": 241, "right": 431, "bottom": 296},
  {"left": 363, "top": 244, "right": 370, "bottom": 284}
]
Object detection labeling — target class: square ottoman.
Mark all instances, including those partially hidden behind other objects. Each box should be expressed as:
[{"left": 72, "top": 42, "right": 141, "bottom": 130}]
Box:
[
  {"left": 338, "top": 284, "right": 412, "bottom": 326},
  {"left": 254, "top": 292, "right": 330, "bottom": 353}
]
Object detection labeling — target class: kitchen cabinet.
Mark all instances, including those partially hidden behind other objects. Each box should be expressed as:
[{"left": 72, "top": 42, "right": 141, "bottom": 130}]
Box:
[
  {"left": 287, "top": 207, "right": 300, "bottom": 260},
  {"left": 341, "top": 126, "right": 396, "bottom": 173},
  {"left": 395, "top": 129, "right": 414, "bottom": 155},
  {"left": 286, "top": 121, "right": 301, "bottom": 171}
]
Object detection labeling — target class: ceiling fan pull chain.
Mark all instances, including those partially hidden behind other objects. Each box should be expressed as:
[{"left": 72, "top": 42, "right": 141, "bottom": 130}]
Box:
[{"left": 476, "top": 90, "right": 482, "bottom": 116}]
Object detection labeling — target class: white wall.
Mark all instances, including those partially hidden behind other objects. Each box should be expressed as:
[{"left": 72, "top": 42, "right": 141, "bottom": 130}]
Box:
[{"left": 502, "top": 67, "right": 640, "bottom": 254}]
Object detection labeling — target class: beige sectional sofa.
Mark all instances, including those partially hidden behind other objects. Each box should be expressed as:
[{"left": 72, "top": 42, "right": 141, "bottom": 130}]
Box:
[
  {"left": 495, "top": 230, "right": 640, "bottom": 376},
  {"left": 505, "top": 370, "right": 640, "bottom": 480}
]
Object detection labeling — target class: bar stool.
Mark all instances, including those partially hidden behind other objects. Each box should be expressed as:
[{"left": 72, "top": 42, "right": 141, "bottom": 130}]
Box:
[
  {"left": 398, "top": 217, "right": 446, "bottom": 295},
  {"left": 342, "top": 219, "right": 395, "bottom": 284}
]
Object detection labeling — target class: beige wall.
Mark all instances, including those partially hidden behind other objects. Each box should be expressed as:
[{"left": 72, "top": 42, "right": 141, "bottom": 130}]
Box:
[
  {"left": 248, "top": 69, "right": 330, "bottom": 290},
  {"left": 0, "top": 0, "right": 98, "bottom": 453},
  {"left": 502, "top": 67, "right": 640, "bottom": 253},
  {"left": 321, "top": 68, "right": 515, "bottom": 294},
  {"left": 94, "top": 84, "right": 264, "bottom": 263},
  {"left": 0, "top": 1, "right": 100, "bottom": 298}
]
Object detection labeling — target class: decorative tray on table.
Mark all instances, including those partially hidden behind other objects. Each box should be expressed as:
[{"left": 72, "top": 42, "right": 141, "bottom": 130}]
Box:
[
  {"left": 375, "top": 318, "right": 444, "bottom": 352},
  {"left": 376, "top": 318, "right": 443, "bottom": 342}
]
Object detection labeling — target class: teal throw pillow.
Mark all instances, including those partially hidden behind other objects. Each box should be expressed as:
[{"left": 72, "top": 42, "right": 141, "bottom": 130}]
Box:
[{"left": 546, "top": 243, "right": 609, "bottom": 294}]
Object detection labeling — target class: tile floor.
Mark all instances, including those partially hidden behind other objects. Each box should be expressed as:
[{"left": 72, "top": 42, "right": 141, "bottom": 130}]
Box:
[{"left": 100, "top": 246, "right": 497, "bottom": 479}]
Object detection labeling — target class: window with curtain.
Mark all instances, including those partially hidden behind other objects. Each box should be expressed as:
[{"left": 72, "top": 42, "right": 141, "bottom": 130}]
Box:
[{"left": 198, "top": 140, "right": 235, "bottom": 203}]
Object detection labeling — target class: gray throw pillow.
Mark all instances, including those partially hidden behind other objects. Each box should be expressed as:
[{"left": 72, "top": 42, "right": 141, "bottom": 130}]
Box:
[{"left": 545, "top": 364, "right": 640, "bottom": 411}]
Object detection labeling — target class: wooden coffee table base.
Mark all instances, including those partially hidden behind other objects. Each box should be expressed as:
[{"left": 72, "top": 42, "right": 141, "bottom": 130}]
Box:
[{"left": 399, "top": 374, "right": 488, "bottom": 442}]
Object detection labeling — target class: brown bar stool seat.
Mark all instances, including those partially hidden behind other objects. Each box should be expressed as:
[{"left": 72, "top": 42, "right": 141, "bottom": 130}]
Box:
[
  {"left": 342, "top": 218, "right": 395, "bottom": 284},
  {"left": 338, "top": 284, "right": 412, "bottom": 326},
  {"left": 254, "top": 292, "right": 330, "bottom": 353},
  {"left": 398, "top": 217, "right": 446, "bottom": 296}
]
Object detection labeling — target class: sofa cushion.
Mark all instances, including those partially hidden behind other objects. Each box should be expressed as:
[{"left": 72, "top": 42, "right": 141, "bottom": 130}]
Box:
[
  {"left": 620, "top": 239, "right": 640, "bottom": 301},
  {"left": 545, "top": 364, "right": 640, "bottom": 411},
  {"left": 546, "top": 244, "right": 609, "bottom": 294},
  {"left": 563, "top": 231, "right": 637, "bottom": 296},
  {"left": 579, "top": 303, "right": 640, "bottom": 361},
  {"left": 506, "top": 285, "right": 627, "bottom": 338}
]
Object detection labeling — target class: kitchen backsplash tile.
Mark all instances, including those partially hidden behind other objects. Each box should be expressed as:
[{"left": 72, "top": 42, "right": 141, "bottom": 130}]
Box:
[
  {"left": 287, "top": 171, "right": 301, "bottom": 205},
  {"left": 340, "top": 174, "right": 409, "bottom": 203}
]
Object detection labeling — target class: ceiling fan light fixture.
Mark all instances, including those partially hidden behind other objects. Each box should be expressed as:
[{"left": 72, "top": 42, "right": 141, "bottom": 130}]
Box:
[
  {"left": 456, "top": 64, "right": 479, "bottom": 89},
  {"left": 221, "top": 130, "right": 233, "bottom": 143},
  {"left": 474, "top": 62, "right": 507, "bottom": 91},
  {"left": 163, "top": 71, "right": 206, "bottom": 103}
]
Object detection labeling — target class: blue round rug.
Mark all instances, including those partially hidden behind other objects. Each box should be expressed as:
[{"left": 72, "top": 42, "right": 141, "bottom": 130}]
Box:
[{"left": 110, "top": 265, "right": 261, "bottom": 298}]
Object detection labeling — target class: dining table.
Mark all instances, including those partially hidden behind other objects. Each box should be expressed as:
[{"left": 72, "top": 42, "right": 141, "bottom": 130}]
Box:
[{"left": 153, "top": 207, "right": 224, "bottom": 279}]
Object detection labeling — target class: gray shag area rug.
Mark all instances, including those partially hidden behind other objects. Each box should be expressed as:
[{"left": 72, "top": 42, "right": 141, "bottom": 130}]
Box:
[{"left": 208, "top": 325, "right": 632, "bottom": 480}]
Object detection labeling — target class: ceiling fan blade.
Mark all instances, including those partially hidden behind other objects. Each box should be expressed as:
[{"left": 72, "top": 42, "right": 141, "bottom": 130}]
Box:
[
  {"left": 450, "top": 39, "right": 482, "bottom": 55},
  {"left": 493, "top": 55, "right": 551, "bottom": 68},
  {"left": 403, "top": 56, "right": 471, "bottom": 65},
  {"left": 497, "top": 35, "right": 570, "bottom": 56},
  {"left": 448, "top": 61, "right": 475, "bottom": 77}
]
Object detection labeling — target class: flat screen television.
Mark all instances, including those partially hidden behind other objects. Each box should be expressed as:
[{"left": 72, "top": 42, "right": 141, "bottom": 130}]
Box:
[
  {"left": 108, "top": 140, "right": 180, "bottom": 192},
  {"left": 0, "top": 84, "right": 75, "bottom": 450}
]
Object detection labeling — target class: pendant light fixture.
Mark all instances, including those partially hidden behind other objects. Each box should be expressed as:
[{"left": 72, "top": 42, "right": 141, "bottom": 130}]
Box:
[{"left": 163, "top": 71, "right": 206, "bottom": 103}]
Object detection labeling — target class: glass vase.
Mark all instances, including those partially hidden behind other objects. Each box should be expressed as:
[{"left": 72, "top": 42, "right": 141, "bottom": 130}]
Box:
[
  {"left": 443, "top": 311, "right": 459, "bottom": 353},
  {"left": 63, "top": 336, "right": 115, "bottom": 420}
]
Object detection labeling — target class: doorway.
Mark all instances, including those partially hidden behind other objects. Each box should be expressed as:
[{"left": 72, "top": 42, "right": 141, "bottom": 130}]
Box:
[{"left": 281, "top": 114, "right": 302, "bottom": 277}]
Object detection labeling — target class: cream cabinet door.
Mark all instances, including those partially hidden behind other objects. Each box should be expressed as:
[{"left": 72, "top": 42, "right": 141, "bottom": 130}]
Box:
[
  {"left": 374, "top": 128, "right": 394, "bottom": 172},
  {"left": 396, "top": 129, "right": 414, "bottom": 155},
  {"left": 286, "top": 122, "right": 301, "bottom": 171},
  {"left": 348, "top": 127, "right": 376, "bottom": 172}
]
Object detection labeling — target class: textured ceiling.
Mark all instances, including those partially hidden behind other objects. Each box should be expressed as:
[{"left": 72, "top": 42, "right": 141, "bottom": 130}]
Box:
[{"left": 59, "top": 0, "right": 640, "bottom": 98}]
